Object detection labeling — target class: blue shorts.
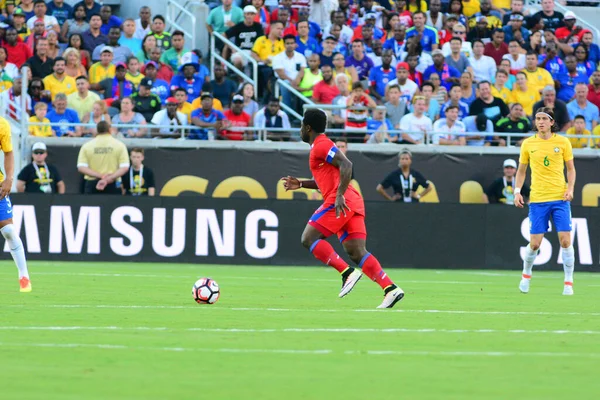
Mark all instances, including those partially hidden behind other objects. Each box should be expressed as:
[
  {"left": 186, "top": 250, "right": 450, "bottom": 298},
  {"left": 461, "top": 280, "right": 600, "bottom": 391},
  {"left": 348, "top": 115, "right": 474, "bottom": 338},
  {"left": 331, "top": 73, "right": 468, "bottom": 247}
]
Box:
[
  {"left": 529, "top": 200, "right": 572, "bottom": 234},
  {"left": 0, "top": 196, "right": 13, "bottom": 221}
]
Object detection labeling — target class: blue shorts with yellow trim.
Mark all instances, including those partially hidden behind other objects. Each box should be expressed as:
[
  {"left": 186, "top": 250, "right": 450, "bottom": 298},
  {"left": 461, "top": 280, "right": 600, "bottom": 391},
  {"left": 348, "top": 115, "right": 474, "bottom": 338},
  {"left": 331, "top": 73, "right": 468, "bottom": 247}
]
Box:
[
  {"left": 529, "top": 200, "right": 571, "bottom": 234},
  {"left": 0, "top": 196, "right": 13, "bottom": 221}
]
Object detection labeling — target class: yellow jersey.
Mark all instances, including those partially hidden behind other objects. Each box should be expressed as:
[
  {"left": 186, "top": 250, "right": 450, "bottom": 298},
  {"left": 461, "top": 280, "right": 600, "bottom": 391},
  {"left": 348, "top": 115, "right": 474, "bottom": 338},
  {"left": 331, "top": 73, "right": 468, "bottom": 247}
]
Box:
[
  {"left": 89, "top": 63, "right": 116, "bottom": 85},
  {"left": 522, "top": 68, "right": 554, "bottom": 95},
  {"left": 76, "top": 133, "right": 130, "bottom": 180},
  {"left": 567, "top": 127, "right": 600, "bottom": 148},
  {"left": 491, "top": 85, "right": 514, "bottom": 104},
  {"left": 177, "top": 102, "right": 193, "bottom": 123},
  {"left": 408, "top": 0, "right": 428, "bottom": 13},
  {"left": 28, "top": 116, "right": 53, "bottom": 137},
  {"left": 519, "top": 134, "right": 574, "bottom": 203},
  {"left": 191, "top": 97, "right": 223, "bottom": 111},
  {"left": 126, "top": 72, "right": 145, "bottom": 88},
  {"left": 43, "top": 74, "right": 77, "bottom": 100},
  {"left": 0, "top": 117, "right": 13, "bottom": 182},
  {"left": 462, "top": 0, "right": 481, "bottom": 17},
  {"left": 251, "top": 36, "right": 284, "bottom": 62},
  {"left": 492, "top": 0, "right": 511, "bottom": 9},
  {"left": 512, "top": 86, "right": 540, "bottom": 115}
]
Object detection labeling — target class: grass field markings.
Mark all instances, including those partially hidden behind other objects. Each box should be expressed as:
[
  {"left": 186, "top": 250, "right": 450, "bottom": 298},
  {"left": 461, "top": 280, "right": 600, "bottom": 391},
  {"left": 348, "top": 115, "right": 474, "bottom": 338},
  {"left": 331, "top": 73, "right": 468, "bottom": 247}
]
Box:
[
  {"left": 1, "top": 326, "right": 599, "bottom": 335},
  {"left": 3, "top": 304, "right": 600, "bottom": 316},
  {"left": 0, "top": 342, "right": 597, "bottom": 358}
]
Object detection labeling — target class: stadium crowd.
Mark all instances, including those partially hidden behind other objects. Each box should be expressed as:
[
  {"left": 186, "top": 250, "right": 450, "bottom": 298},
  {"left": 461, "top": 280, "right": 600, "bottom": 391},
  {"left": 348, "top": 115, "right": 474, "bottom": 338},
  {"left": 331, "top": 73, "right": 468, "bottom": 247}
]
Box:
[{"left": 0, "top": 0, "right": 599, "bottom": 147}]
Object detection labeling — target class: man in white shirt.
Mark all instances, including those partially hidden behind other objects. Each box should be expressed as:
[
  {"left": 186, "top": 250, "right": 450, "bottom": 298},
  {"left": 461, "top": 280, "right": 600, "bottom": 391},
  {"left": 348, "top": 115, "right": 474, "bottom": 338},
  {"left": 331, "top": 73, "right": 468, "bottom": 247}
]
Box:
[
  {"left": 386, "top": 62, "right": 418, "bottom": 104},
  {"left": 431, "top": 105, "right": 467, "bottom": 145},
  {"left": 0, "top": 76, "right": 32, "bottom": 119},
  {"left": 254, "top": 97, "right": 292, "bottom": 141},
  {"left": 27, "top": 1, "right": 60, "bottom": 33},
  {"left": 151, "top": 97, "right": 187, "bottom": 138},
  {"left": 441, "top": 23, "right": 473, "bottom": 58},
  {"left": 468, "top": 39, "right": 497, "bottom": 83},
  {"left": 134, "top": 6, "right": 152, "bottom": 40},
  {"left": 272, "top": 34, "right": 307, "bottom": 111},
  {"left": 399, "top": 96, "right": 432, "bottom": 144}
]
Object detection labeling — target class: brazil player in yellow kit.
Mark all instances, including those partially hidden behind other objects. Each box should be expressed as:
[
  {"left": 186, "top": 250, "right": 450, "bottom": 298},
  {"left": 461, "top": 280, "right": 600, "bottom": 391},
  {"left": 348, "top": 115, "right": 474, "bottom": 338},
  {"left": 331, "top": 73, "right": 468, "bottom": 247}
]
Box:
[
  {"left": 0, "top": 116, "right": 31, "bottom": 292},
  {"left": 514, "top": 107, "right": 576, "bottom": 295}
]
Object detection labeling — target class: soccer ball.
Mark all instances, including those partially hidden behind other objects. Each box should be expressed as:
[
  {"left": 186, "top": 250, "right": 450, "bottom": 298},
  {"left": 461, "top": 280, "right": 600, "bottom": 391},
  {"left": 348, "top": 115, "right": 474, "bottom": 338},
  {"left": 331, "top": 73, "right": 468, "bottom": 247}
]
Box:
[{"left": 192, "top": 278, "right": 220, "bottom": 304}]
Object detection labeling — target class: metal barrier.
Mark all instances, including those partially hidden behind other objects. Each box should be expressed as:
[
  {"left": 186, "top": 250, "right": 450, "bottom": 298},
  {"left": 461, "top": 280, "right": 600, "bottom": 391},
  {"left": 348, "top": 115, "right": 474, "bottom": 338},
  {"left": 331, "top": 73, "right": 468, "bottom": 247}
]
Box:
[
  {"left": 274, "top": 79, "right": 314, "bottom": 123},
  {"left": 210, "top": 32, "right": 258, "bottom": 100},
  {"left": 165, "top": 0, "right": 198, "bottom": 49}
]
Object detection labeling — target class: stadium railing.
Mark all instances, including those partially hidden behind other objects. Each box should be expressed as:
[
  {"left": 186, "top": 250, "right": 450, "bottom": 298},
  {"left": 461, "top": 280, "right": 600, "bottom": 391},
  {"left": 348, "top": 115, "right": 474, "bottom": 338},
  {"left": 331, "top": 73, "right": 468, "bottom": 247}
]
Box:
[
  {"left": 274, "top": 79, "right": 314, "bottom": 123},
  {"left": 210, "top": 32, "right": 259, "bottom": 100},
  {"left": 165, "top": 0, "right": 199, "bottom": 50}
]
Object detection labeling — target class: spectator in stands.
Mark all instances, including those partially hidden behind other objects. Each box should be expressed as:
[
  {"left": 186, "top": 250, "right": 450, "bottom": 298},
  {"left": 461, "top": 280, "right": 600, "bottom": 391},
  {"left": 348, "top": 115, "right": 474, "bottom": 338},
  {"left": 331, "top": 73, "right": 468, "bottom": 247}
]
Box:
[
  {"left": 557, "top": 55, "right": 588, "bottom": 104},
  {"left": 140, "top": 61, "right": 169, "bottom": 104},
  {"left": 111, "top": 97, "right": 147, "bottom": 138},
  {"left": 125, "top": 56, "right": 144, "bottom": 87},
  {"left": 318, "top": 36, "right": 336, "bottom": 68},
  {"left": 495, "top": 103, "right": 531, "bottom": 145},
  {"left": 63, "top": 48, "right": 87, "bottom": 78},
  {"left": 511, "top": 72, "right": 540, "bottom": 116},
  {"left": 253, "top": 0, "right": 270, "bottom": 30},
  {"left": 441, "top": 84, "right": 469, "bottom": 120},
  {"left": 345, "top": 39, "right": 374, "bottom": 82},
  {"left": 463, "top": 113, "right": 494, "bottom": 146},
  {"left": 239, "top": 82, "right": 259, "bottom": 118},
  {"left": 99, "top": 5, "right": 122, "bottom": 35},
  {"left": 554, "top": 12, "right": 582, "bottom": 43},
  {"left": 172, "top": 88, "right": 192, "bottom": 122},
  {"left": 540, "top": 41, "right": 567, "bottom": 81},
  {"left": 469, "top": 81, "right": 509, "bottom": 123},
  {"left": 484, "top": 29, "right": 508, "bottom": 66},
  {"left": 532, "top": 0, "right": 563, "bottom": 31},
  {"left": 251, "top": 20, "right": 284, "bottom": 97},
  {"left": 136, "top": 35, "right": 157, "bottom": 64},
  {"left": 502, "top": 40, "right": 525, "bottom": 72},
  {"left": 325, "top": 11, "right": 353, "bottom": 45},
  {"left": 376, "top": 149, "right": 433, "bottom": 203},
  {"left": 222, "top": 94, "right": 252, "bottom": 140},
  {"left": 89, "top": 47, "right": 115, "bottom": 89},
  {"left": 587, "top": 70, "right": 600, "bottom": 111},
  {"left": 254, "top": 97, "right": 291, "bottom": 141},
  {"left": 60, "top": 4, "right": 89, "bottom": 42},
  {"left": 28, "top": 102, "right": 53, "bottom": 137},
  {"left": 491, "top": 70, "right": 513, "bottom": 104},
  {"left": 148, "top": 97, "right": 186, "bottom": 138},
  {"left": 445, "top": 38, "right": 473, "bottom": 78},
  {"left": 272, "top": 34, "right": 306, "bottom": 108},
  {"left": 431, "top": 104, "right": 466, "bottom": 145},
  {"left": 523, "top": 30, "right": 543, "bottom": 56},
  {"left": 73, "top": 0, "right": 101, "bottom": 22},
  {"left": 344, "top": 82, "right": 377, "bottom": 142},
  {"left": 93, "top": 27, "right": 132, "bottom": 64},
  {"left": 331, "top": 75, "right": 350, "bottom": 126},
  {"left": 169, "top": 54, "right": 205, "bottom": 103},
  {"left": 532, "top": 86, "right": 571, "bottom": 132},
  {"left": 67, "top": 33, "right": 92, "bottom": 69},
  {"left": 566, "top": 115, "right": 598, "bottom": 149},
  {"left": 26, "top": 0, "right": 59, "bottom": 33},
  {"left": 421, "top": 82, "right": 440, "bottom": 121},
  {"left": 467, "top": 16, "right": 493, "bottom": 43},
  {"left": 365, "top": 106, "right": 395, "bottom": 144},
  {"left": 274, "top": 8, "right": 298, "bottom": 37},
  {"left": 77, "top": 120, "right": 129, "bottom": 195},
  {"left": 121, "top": 148, "right": 155, "bottom": 196},
  {"left": 296, "top": 20, "right": 319, "bottom": 58},
  {"left": 207, "top": 0, "right": 244, "bottom": 35},
  {"left": 387, "top": 62, "right": 418, "bottom": 104},
  {"left": 425, "top": 0, "right": 443, "bottom": 31},
  {"left": 469, "top": 40, "right": 496, "bottom": 83},
  {"left": 382, "top": 22, "right": 406, "bottom": 60},
  {"left": 190, "top": 93, "right": 225, "bottom": 140},
  {"left": 399, "top": 96, "right": 432, "bottom": 144},
  {"left": 271, "top": 0, "right": 298, "bottom": 28},
  {"left": 44, "top": 0, "right": 71, "bottom": 28},
  {"left": 82, "top": 14, "right": 108, "bottom": 54},
  {"left": 28, "top": 77, "right": 53, "bottom": 112},
  {"left": 567, "top": 83, "right": 599, "bottom": 132},
  {"left": 384, "top": 84, "right": 408, "bottom": 129},
  {"left": 405, "top": 11, "right": 438, "bottom": 53},
  {"left": 297, "top": 54, "right": 322, "bottom": 98},
  {"left": 98, "top": 62, "right": 134, "bottom": 105},
  {"left": 0, "top": 76, "right": 31, "bottom": 119},
  {"left": 0, "top": 47, "right": 18, "bottom": 80},
  {"left": 423, "top": 49, "right": 460, "bottom": 91},
  {"left": 502, "top": 0, "right": 528, "bottom": 25},
  {"left": 573, "top": 31, "right": 600, "bottom": 67},
  {"left": 11, "top": 9, "right": 31, "bottom": 41},
  {"left": 119, "top": 19, "right": 142, "bottom": 56},
  {"left": 442, "top": 24, "right": 473, "bottom": 58},
  {"left": 368, "top": 49, "right": 395, "bottom": 103},
  {"left": 483, "top": 158, "right": 529, "bottom": 204},
  {"left": 47, "top": 93, "right": 81, "bottom": 137},
  {"left": 27, "top": 38, "right": 53, "bottom": 79},
  {"left": 67, "top": 75, "right": 100, "bottom": 120},
  {"left": 497, "top": 59, "right": 516, "bottom": 90},
  {"left": 211, "top": 63, "right": 238, "bottom": 108},
  {"left": 132, "top": 78, "right": 162, "bottom": 122},
  {"left": 45, "top": 31, "right": 61, "bottom": 60},
  {"left": 470, "top": 0, "right": 501, "bottom": 28},
  {"left": 159, "top": 31, "right": 187, "bottom": 71},
  {"left": 43, "top": 57, "right": 76, "bottom": 100},
  {"left": 572, "top": 45, "right": 594, "bottom": 78},
  {"left": 17, "top": 142, "right": 65, "bottom": 194},
  {"left": 81, "top": 100, "right": 111, "bottom": 135},
  {"left": 4, "top": 28, "right": 32, "bottom": 68},
  {"left": 190, "top": 83, "right": 224, "bottom": 111},
  {"left": 312, "top": 65, "right": 339, "bottom": 105},
  {"left": 224, "top": 6, "right": 263, "bottom": 71},
  {"left": 134, "top": 6, "right": 152, "bottom": 40},
  {"left": 521, "top": 52, "right": 553, "bottom": 96},
  {"left": 502, "top": 13, "right": 528, "bottom": 45},
  {"left": 429, "top": 73, "right": 447, "bottom": 106}
]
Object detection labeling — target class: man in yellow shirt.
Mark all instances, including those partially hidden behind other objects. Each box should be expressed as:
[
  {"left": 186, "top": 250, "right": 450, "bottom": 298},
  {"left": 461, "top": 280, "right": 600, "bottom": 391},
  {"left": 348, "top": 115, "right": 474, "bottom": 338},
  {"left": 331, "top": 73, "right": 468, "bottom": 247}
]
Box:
[
  {"left": 67, "top": 76, "right": 101, "bottom": 120},
  {"left": 174, "top": 87, "right": 193, "bottom": 122},
  {"left": 251, "top": 20, "right": 284, "bottom": 65},
  {"left": 42, "top": 57, "right": 76, "bottom": 100},
  {"left": 89, "top": 47, "right": 116, "bottom": 88},
  {"left": 566, "top": 114, "right": 599, "bottom": 148},
  {"left": 512, "top": 71, "right": 540, "bottom": 115},
  {"left": 522, "top": 53, "right": 553, "bottom": 94},
  {"left": 0, "top": 116, "right": 32, "bottom": 293},
  {"left": 77, "top": 121, "right": 130, "bottom": 194},
  {"left": 514, "top": 107, "right": 576, "bottom": 296},
  {"left": 491, "top": 69, "right": 514, "bottom": 104}
]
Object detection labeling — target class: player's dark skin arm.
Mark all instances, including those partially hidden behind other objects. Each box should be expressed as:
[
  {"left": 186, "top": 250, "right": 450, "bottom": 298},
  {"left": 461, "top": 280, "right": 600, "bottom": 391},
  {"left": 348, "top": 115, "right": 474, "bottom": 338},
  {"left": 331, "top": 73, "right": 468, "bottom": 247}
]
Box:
[{"left": 330, "top": 149, "right": 353, "bottom": 218}]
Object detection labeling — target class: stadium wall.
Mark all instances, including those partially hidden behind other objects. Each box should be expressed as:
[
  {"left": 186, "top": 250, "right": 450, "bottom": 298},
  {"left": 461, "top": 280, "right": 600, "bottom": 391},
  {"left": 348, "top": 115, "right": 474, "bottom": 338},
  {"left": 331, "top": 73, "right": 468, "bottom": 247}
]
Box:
[{"left": 7, "top": 195, "right": 600, "bottom": 271}]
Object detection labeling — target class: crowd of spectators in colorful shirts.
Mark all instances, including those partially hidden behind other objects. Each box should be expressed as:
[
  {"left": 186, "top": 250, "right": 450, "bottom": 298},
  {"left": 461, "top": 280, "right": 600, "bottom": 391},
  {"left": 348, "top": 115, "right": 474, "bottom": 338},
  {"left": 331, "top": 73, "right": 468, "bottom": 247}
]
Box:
[{"left": 0, "top": 0, "right": 600, "bottom": 147}]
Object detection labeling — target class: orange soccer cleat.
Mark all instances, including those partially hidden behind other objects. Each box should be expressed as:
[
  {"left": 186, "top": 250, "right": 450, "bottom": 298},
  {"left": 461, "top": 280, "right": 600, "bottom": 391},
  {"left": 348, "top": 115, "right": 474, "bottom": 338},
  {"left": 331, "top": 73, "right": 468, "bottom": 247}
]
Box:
[{"left": 19, "top": 277, "right": 32, "bottom": 293}]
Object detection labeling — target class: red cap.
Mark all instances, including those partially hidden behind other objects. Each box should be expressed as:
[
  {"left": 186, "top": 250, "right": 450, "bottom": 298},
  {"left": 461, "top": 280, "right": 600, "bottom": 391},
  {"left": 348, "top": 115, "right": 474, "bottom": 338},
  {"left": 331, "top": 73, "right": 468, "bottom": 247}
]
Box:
[
  {"left": 396, "top": 62, "right": 409, "bottom": 71},
  {"left": 166, "top": 97, "right": 178, "bottom": 104}
]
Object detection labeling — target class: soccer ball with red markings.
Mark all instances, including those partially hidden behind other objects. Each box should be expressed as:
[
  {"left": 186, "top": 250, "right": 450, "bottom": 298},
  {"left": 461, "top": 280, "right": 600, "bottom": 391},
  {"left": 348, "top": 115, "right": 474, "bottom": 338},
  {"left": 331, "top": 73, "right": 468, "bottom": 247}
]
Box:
[{"left": 192, "top": 278, "right": 220, "bottom": 304}]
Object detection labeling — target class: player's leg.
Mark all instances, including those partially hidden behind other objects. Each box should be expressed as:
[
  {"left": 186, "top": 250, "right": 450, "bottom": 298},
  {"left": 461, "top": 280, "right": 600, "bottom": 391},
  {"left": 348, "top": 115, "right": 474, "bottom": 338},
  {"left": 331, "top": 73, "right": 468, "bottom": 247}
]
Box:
[
  {"left": 520, "top": 202, "right": 550, "bottom": 293},
  {"left": 0, "top": 197, "right": 31, "bottom": 292},
  {"left": 552, "top": 202, "right": 574, "bottom": 295}
]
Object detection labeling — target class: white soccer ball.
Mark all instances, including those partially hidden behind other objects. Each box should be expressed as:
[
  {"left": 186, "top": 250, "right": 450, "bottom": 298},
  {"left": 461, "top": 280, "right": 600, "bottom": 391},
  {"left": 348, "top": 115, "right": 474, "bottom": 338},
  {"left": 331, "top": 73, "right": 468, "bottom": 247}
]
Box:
[{"left": 192, "top": 278, "right": 220, "bottom": 304}]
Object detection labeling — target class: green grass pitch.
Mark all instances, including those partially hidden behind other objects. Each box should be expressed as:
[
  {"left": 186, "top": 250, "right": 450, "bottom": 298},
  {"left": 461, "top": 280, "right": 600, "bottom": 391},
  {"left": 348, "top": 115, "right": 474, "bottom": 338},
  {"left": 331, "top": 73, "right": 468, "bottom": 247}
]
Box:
[{"left": 0, "top": 261, "right": 599, "bottom": 400}]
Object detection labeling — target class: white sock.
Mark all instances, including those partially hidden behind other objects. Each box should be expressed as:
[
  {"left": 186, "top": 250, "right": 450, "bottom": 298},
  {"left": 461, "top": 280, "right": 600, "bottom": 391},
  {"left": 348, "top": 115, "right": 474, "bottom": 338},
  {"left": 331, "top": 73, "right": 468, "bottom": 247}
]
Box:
[
  {"left": 522, "top": 244, "right": 538, "bottom": 278},
  {"left": 562, "top": 245, "right": 575, "bottom": 284},
  {"left": 1, "top": 224, "right": 29, "bottom": 279}
]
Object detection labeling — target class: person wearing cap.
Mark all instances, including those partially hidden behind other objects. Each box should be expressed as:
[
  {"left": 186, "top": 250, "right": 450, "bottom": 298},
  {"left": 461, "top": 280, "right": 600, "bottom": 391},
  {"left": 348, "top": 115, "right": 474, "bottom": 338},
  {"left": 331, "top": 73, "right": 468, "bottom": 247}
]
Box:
[
  {"left": 376, "top": 149, "right": 433, "bottom": 203},
  {"left": 423, "top": 49, "right": 460, "bottom": 91},
  {"left": 502, "top": 12, "right": 530, "bottom": 44},
  {"left": 149, "top": 96, "right": 187, "bottom": 138},
  {"left": 386, "top": 62, "right": 418, "bottom": 104},
  {"left": 89, "top": 46, "right": 115, "bottom": 88},
  {"left": 495, "top": 103, "right": 531, "bottom": 144},
  {"left": 140, "top": 61, "right": 169, "bottom": 105},
  {"left": 405, "top": 11, "right": 439, "bottom": 53},
  {"left": 160, "top": 31, "right": 188, "bottom": 71},
  {"left": 191, "top": 83, "right": 224, "bottom": 111},
  {"left": 484, "top": 158, "right": 530, "bottom": 204},
  {"left": 10, "top": 10, "right": 31, "bottom": 42},
  {"left": 555, "top": 12, "right": 583, "bottom": 43},
  {"left": 17, "top": 142, "right": 65, "bottom": 194},
  {"left": 92, "top": 26, "right": 132, "bottom": 64},
  {"left": 462, "top": 113, "right": 494, "bottom": 146},
  {"left": 42, "top": 57, "right": 76, "bottom": 100},
  {"left": 132, "top": 78, "right": 162, "bottom": 122},
  {"left": 77, "top": 120, "right": 129, "bottom": 195},
  {"left": 82, "top": 14, "right": 108, "bottom": 54},
  {"left": 26, "top": 38, "right": 54, "bottom": 79},
  {"left": 222, "top": 94, "right": 252, "bottom": 140},
  {"left": 98, "top": 62, "right": 134, "bottom": 105},
  {"left": 318, "top": 35, "right": 337, "bottom": 68},
  {"left": 224, "top": 5, "right": 264, "bottom": 70},
  {"left": 169, "top": 54, "right": 205, "bottom": 103},
  {"left": 26, "top": 0, "right": 59, "bottom": 33},
  {"left": 190, "top": 92, "right": 227, "bottom": 140},
  {"left": 4, "top": 28, "right": 32, "bottom": 68},
  {"left": 532, "top": 0, "right": 564, "bottom": 31},
  {"left": 207, "top": 0, "right": 244, "bottom": 35}
]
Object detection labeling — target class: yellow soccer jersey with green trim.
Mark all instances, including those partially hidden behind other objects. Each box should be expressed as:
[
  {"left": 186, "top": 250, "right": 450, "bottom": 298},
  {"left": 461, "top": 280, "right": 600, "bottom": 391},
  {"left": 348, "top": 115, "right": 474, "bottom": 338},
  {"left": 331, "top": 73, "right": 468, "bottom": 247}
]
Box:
[
  {"left": 0, "top": 117, "right": 14, "bottom": 183},
  {"left": 519, "top": 134, "right": 573, "bottom": 203}
]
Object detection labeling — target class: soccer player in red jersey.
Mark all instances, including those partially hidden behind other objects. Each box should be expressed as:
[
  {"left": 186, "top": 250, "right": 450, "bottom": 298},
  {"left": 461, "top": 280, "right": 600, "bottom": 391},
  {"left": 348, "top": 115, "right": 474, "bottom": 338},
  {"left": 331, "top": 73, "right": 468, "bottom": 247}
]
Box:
[{"left": 281, "top": 109, "right": 404, "bottom": 308}]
